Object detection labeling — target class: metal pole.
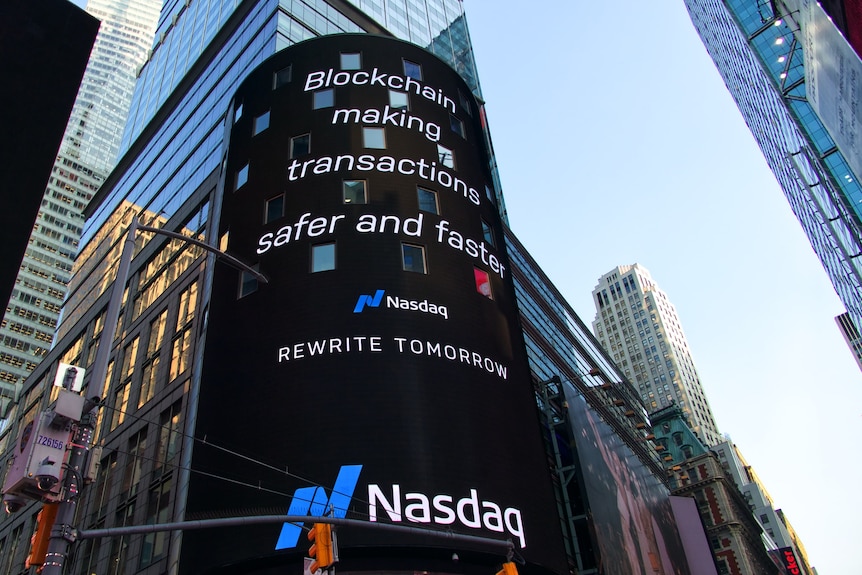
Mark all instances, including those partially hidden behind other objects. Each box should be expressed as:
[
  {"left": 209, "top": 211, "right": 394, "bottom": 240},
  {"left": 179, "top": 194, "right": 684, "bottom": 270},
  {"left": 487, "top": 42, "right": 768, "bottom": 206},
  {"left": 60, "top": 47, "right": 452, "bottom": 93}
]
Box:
[
  {"left": 75, "top": 515, "right": 515, "bottom": 556},
  {"left": 42, "top": 218, "right": 139, "bottom": 575}
]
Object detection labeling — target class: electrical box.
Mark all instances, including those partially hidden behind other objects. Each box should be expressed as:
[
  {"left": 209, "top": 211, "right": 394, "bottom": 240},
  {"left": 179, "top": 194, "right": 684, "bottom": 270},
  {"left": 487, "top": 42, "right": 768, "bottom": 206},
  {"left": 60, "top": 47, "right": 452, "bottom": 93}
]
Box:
[{"left": 1, "top": 411, "right": 71, "bottom": 502}]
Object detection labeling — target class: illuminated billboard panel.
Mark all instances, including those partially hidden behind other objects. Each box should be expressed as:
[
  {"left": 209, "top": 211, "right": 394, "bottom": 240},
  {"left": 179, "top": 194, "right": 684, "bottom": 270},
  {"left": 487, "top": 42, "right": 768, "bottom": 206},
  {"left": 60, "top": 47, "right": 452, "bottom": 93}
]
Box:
[
  {"left": 563, "top": 389, "right": 691, "bottom": 574},
  {"left": 183, "top": 35, "right": 567, "bottom": 575}
]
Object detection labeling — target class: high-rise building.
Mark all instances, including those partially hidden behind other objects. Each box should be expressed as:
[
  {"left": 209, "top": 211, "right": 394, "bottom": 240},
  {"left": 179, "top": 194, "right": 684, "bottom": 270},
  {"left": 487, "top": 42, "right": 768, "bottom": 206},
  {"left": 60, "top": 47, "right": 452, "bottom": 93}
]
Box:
[
  {"left": 591, "top": 264, "right": 722, "bottom": 446},
  {"left": 1, "top": 3, "right": 711, "bottom": 574},
  {"left": 683, "top": 0, "right": 862, "bottom": 339},
  {"left": 0, "top": 0, "right": 161, "bottom": 412}
]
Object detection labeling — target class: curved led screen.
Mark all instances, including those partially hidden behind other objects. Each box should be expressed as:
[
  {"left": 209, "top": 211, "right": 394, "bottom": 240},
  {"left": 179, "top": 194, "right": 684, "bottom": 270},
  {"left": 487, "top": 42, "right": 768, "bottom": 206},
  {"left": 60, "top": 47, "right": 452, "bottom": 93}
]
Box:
[{"left": 185, "top": 34, "right": 567, "bottom": 575}]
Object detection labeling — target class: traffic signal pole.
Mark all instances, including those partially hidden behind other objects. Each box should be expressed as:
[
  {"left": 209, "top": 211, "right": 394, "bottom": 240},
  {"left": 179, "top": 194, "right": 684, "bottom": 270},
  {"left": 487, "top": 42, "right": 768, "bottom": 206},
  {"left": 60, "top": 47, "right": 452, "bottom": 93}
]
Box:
[{"left": 41, "top": 218, "right": 138, "bottom": 575}]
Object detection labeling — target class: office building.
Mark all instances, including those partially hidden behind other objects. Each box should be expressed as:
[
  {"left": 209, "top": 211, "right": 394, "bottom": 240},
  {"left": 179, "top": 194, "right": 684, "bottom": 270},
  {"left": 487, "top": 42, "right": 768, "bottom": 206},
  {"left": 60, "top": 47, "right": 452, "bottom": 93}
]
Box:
[
  {"left": 0, "top": 0, "right": 99, "bottom": 415},
  {"left": 683, "top": 0, "right": 862, "bottom": 339},
  {"left": 0, "top": 0, "right": 161, "bottom": 413},
  {"left": 591, "top": 264, "right": 722, "bottom": 446},
  {"left": 712, "top": 440, "right": 814, "bottom": 574},
  {"left": 1, "top": 3, "right": 709, "bottom": 574}
]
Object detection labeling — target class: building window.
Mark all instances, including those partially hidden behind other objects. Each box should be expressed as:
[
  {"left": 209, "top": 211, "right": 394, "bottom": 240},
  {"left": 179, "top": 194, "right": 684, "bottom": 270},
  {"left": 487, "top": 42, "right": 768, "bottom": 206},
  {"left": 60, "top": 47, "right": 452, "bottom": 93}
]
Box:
[
  {"left": 363, "top": 127, "right": 386, "bottom": 149},
  {"left": 140, "top": 477, "right": 172, "bottom": 567},
  {"left": 238, "top": 265, "right": 260, "bottom": 298},
  {"left": 290, "top": 133, "right": 310, "bottom": 158},
  {"left": 401, "top": 243, "right": 426, "bottom": 273},
  {"left": 341, "top": 52, "right": 361, "bottom": 70},
  {"left": 274, "top": 65, "right": 292, "bottom": 88},
  {"left": 265, "top": 194, "right": 284, "bottom": 223},
  {"left": 253, "top": 110, "right": 270, "bottom": 135},
  {"left": 139, "top": 309, "right": 167, "bottom": 409},
  {"left": 459, "top": 90, "right": 472, "bottom": 116},
  {"left": 154, "top": 401, "right": 182, "bottom": 474},
  {"left": 481, "top": 219, "right": 494, "bottom": 246},
  {"left": 437, "top": 144, "right": 454, "bottom": 168},
  {"left": 389, "top": 90, "right": 409, "bottom": 109},
  {"left": 120, "top": 429, "right": 148, "bottom": 499},
  {"left": 450, "top": 114, "right": 465, "bottom": 138},
  {"left": 313, "top": 88, "right": 334, "bottom": 109},
  {"left": 234, "top": 101, "right": 243, "bottom": 122},
  {"left": 417, "top": 187, "right": 438, "bottom": 214},
  {"left": 311, "top": 243, "right": 336, "bottom": 272},
  {"left": 343, "top": 180, "right": 367, "bottom": 204},
  {"left": 403, "top": 59, "right": 422, "bottom": 80},
  {"left": 485, "top": 184, "right": 494, "bottom": 202},
  {"left": 474, "top": 268, "right": 492, "bottom": 298},
  {"left": 236, "top": 164, "right": 249, "bottom": 190}
]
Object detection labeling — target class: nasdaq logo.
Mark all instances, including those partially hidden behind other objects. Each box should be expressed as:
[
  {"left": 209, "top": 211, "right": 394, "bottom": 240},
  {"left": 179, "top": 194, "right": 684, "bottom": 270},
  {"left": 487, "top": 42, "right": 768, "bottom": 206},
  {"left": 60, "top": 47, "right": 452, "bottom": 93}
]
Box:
[
  {"left": 353, "top": 290, "right": 385, "bottom": 313},
  {"left": 275, "top": 464, "right": 363, "bottom": 549},
  {"left": 353, "top": 289, "right": 448, "bottom": 319}
]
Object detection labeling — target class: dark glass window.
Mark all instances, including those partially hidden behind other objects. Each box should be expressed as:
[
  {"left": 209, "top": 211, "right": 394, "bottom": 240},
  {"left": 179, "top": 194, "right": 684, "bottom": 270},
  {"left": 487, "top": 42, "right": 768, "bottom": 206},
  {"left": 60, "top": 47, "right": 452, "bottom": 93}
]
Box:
[
  {"left": 481, "top": 219, "right": 494, "bottom": 246},
  {"left": 238, "top": 266, "right": 260, "bottom": 298},
  {"left": 274, "top": 65, "right": 292, "bottom": 88},
  {"left": 265, "top": 194, "right": 284, "bottom": 223},
  {"left": 290, "top": 134, "right": 310, "bottom": 158},
  {"left": 343, "top": 180, "right": 367, "bottom": 204},
  {"left": 403, "top": 59, "right": 422, "bottom": 80},
  {"left": 417, "top": 187, "right": 438, "bottom": 214},
  {"left": 253, "top": 111, "right": 270, "bottom": 135},
  {"left": 459, "top": 90, "right": 472, "bottom": 116},
  {"left": 401, "top": 243, "right": 426, "bottom": 273},
  {"left": 311, "top": 243, "right": 336, "bottom": 272},
  {"left": 313, "top": 89, "right": 334, "bottom": 109},
  {"left": 236, "top": 164, "right": 248, "bottom": 190},
  {"left": 450, "top": 114, "right": 465, "bottom": 138}
]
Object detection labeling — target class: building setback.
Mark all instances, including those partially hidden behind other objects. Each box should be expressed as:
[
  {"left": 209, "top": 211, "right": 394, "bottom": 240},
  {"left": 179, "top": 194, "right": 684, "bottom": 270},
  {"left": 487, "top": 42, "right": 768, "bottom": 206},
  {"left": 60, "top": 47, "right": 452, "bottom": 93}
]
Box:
[
  {"left": 1, "top": 2, "right": 708, "bottom": 574},
  {"left": 683, "top": 0, "right": 862, "bottom": 340},
  {"left": 591, "top": 264, "right": 722, "bottom": 446},
  {"left": 0, "top": 0, "right": 161, "bottom": 415}
]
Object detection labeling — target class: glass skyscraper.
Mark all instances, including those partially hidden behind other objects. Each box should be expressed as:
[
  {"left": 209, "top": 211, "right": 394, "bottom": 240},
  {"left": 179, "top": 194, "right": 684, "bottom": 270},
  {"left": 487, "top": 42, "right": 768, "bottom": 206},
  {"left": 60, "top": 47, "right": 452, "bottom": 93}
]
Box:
[
  {"left": 591, "top": 265, "right": 722, "bottom": 447},
  {"left": 684, "top": 0, "right": 862, "bottom": 335},
  {"left": 0, "top": 0, "right": 162, "bottom": 415}
]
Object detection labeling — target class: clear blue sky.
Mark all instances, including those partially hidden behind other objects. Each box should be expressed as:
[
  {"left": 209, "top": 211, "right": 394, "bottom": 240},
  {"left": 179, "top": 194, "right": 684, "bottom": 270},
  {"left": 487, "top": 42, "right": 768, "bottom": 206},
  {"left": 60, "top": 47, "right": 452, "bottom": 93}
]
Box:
[{"left": 464, "top": 1, "right": 861, "bottom": 573}]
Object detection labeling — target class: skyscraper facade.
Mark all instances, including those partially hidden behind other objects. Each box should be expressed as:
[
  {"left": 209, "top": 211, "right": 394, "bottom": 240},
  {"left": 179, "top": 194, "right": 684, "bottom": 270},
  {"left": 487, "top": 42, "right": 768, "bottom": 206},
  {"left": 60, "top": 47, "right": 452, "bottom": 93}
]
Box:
[
  {"left": 0, "top": 0, "right": 161, "bottom": 413},
  {"left": 1, "top": 2, "right": 705, "bottom": 574},
  {"left": 683, "top": 0, "right": 862, "bottom": 336},
  {"left": 591, "top": 264, "right": 722, "bottom": 446}
]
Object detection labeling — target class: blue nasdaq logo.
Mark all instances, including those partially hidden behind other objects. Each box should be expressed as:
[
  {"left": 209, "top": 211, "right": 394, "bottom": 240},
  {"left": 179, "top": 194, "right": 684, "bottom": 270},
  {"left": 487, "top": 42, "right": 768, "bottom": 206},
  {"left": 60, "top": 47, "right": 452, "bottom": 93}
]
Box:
[
  {"left": 275, "top": 465, "right": 363, "bottom": 549},
  {"left": 353, "top": 290, "right": 385, "bottom": 313}
]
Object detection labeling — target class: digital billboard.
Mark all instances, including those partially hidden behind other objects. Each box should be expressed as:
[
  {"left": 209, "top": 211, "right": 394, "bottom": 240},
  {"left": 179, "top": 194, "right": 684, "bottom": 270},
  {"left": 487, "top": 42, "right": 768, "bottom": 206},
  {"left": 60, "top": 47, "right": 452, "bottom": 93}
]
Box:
[
  {"left": 563, "top": 388, "right": 691, "bottom": 575},
  {"left": 183, "top": 35, "right": 567, "bottom": 575}
]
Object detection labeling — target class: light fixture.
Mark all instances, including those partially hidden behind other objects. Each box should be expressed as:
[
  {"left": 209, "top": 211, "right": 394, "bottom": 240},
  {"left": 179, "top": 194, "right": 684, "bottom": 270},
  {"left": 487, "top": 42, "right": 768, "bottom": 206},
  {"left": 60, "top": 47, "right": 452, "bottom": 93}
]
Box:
[
  {"left": 778, "top": 56, "right": 786, "bottom": 63},
  {"left": 775, "top": 37, "right": 784, "bottom": 45}
]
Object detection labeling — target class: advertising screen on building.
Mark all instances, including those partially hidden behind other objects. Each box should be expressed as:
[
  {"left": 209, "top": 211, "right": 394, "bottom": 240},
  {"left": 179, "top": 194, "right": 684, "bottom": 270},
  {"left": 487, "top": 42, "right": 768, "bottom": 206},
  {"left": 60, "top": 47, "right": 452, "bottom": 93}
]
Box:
[
  {"left": 563, "top": 388, "right": 691, "bottom": 574},
  {"left": 183, "top": 35, "right": 567, "bottom": 575}
]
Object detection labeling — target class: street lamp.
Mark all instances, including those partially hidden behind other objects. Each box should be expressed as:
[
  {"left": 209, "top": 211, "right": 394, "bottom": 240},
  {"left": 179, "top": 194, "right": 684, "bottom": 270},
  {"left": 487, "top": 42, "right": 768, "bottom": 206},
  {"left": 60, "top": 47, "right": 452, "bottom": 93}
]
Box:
[{"left": 40, "top": 216, "right": 265, "bottom": 575}]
